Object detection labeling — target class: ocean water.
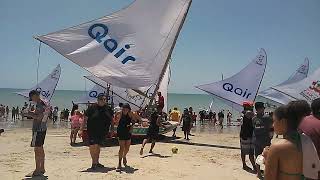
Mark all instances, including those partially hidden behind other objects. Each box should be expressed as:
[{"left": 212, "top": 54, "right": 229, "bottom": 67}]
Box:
[{"left": 0, "top": 88, "right": 243, "bottom": 115}]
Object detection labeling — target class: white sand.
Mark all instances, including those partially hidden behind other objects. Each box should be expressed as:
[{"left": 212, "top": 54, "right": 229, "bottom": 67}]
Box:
[{"left": 0, "top": 128, "right": 258, "bottom": 180}]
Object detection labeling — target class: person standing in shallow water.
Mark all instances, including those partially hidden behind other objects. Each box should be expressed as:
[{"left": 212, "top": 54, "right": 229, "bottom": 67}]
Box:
[
  {"left": 182, "top": 108, "right": 192, "bottom": 140},
  {"left": 140, "top": 107, "right": 164, "bottom": 155},
  {"left": 5, "top": 106, "right": 9, "bottom": 120},
  {"left": 116, "top": 103, "right": 136, "bottom": 171},
  {"left": 218, "top": 110, "right": 225, "bottom": 129},
  {"left": 12, "top": 107, "right": 15, "bottom": 121}
]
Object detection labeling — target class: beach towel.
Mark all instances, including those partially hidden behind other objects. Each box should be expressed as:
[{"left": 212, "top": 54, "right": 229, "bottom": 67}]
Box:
[{"left": 301, "top": 133, "right": 320, "bottom": 179}]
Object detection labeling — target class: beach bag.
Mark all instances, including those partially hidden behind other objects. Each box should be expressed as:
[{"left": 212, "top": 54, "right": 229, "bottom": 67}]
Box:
[{"left": 301, "top": 133, "right": 320, "bottom": 179}]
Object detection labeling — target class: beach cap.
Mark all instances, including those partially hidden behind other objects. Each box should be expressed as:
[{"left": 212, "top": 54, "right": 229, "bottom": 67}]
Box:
[
  {"left": 122, "top": 103, "right": 131, "bottom": 110},
  {"left": 255, "top": 102, "right": 265, "bottom": 110},
  {"left": 243, "top": 101, "right": 254, "bottom": 111},
  {"left": 29, "top": 90, "right": 40, "bottom": 101}
]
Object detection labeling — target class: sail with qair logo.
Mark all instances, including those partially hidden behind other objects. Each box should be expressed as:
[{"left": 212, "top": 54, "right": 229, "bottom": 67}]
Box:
[
  {"left": 195, "top": 49, "right": 267, "bottom": 112},
  {"left": 77, "top": 64, "right": 171, "bottom": 113},
  {"left": 272, "top": 65, "right": 320, "bottom": 103},
  {"left": 33, "top": 0, "right": 192, "bottom": 89},
  {"left": 259, "top": 58, "right": 309, "bottom": 105},
  {"left": 15, "top": 65, "right": 61, "bottom": 102}
]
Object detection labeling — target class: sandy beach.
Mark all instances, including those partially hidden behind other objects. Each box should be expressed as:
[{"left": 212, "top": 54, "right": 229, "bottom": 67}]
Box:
[{"left": 0, "top": 125, "right": 258, "bottom": 180}]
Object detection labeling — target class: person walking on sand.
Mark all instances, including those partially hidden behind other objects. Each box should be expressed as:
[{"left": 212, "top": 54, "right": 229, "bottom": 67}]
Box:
[
  {"left": 11, "top": 107, "right": 15, "bottom": 121},
  {"left": 69, "top": 110, "right": 83, "bottom": 145},
  {"left": 169, "top": 107, "right": 181, "bottom": 137},
  {"left": 252, "top": 102, "right": 273, "bottom": 179},
  {"left": 79, "top": 94, "right": 113, "bottom": 170},
  {"left": 25, "top": 90, "right": 50, "bottom": 177},
  {"left": 140, "top": 106, "right": 165, "bottom": 155},
  {"left": 116, "top": 104, "right": 136, "bottom": 171}
]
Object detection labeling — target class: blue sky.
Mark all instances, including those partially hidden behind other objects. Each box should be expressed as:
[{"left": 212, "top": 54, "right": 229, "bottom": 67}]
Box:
[{"left": 1, "top": 0, "right": 319, "bottom": 94}]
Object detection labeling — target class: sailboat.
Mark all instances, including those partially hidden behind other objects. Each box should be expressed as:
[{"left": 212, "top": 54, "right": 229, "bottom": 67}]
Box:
[
  {"left": 259, "top": 58, "right": 309, "bottom": 105},
  {"left": 34, "top": 0, "right": 192, "bottom": 136},
  {"left": 195, "top": 49, "right": 267, "bottom": 112},
  {"left": 75, "top": 65, "right": 176, "bottom": 137},
  {"left": 15, "top": 64, "right": 61, "bottom": 102},
  {"left": 272, "top": 65, "right": 320, "bottom": 104}
]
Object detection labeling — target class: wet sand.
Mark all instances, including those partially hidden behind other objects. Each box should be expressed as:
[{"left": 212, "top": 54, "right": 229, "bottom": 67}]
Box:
[{"left": 0, "top": 119, "right": 257, "bottom": 180}]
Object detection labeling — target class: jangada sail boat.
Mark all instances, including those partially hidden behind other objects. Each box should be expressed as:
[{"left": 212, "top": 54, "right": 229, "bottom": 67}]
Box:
[
  {"left": 75, "top": 65, "right": 177, "bottom": 137},
  {"left": 15, "top": 64, "right": 61, "bottom": 102},
  {"left": 195, "top": 49, "right": 268, "bottom": 112},
  {"left": 34, "top": 0, "right": 192, "bottom": 136},
  {"left": 259, "top": 58, "right": 309, "bottom": 105}
]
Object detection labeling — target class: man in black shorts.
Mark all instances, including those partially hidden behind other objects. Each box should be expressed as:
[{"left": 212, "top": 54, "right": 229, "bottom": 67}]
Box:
[
  {"left": 140, "top": 106, "right": 164, "bottom": 155},
  {"left": 79, "top": 94, "right": 113, "bottom": 170},
  {"left": 26, "top": 90, "right": 49, "bottom": 177}
]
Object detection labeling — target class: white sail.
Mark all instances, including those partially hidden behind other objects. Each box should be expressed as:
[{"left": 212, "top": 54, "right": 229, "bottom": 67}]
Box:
[
  {"left": 35, "top": 0, "right": 191, "bottom": 88},
  {"left": 74, "top": 84, "right": 107, "bottom": 104},
  {"left": 158, "top": 65, "right": 171, "bottom": 113},
  {"left": 259, "top": 58, "right": 309, "bottom": 105},
  {"left": 84, "top": 75, "right": 150, "bottom": 111},
  {"left": 272, "top": 66, "right": 320, "bottom": 104},
  {"left": 84, "top": 64, "right": 171, "bottom": 112},
  {"left": 195, "top": 49, "right": 267, "bottom": 112},
  {"left": 16, "top": 65, "right": 61, "bottom": 102}
]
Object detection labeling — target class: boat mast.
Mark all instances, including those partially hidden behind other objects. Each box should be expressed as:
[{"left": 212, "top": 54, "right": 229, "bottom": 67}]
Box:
[{"left": 147, "top": 0, "right": 192, "bottom": 108}]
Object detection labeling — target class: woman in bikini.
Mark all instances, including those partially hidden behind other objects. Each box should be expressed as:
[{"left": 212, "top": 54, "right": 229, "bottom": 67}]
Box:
[{"left": 264, "top": 100, "right": 311, "bottom": 180}]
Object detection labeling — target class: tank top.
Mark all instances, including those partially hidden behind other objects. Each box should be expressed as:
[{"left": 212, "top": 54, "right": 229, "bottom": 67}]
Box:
[{"left": 117, "top": 113, "right": 132, "bottom": 133}]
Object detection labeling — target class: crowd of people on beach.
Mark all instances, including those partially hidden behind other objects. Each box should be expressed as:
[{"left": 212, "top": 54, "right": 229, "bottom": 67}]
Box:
[
  {"left": 0, "top": 102, "right": 62, "bottom": 125},
  {"left": 2, "top": 89, "right": 319, "bottom": 180},
  {"left": 239, "top": 100, "right": 320, "bottom": 180},
  {"left": 0, "top": 104, "right": 23, "bottom": 120},
  {"left": 23, "top": 90, "right": 172, "bottom": 176}
]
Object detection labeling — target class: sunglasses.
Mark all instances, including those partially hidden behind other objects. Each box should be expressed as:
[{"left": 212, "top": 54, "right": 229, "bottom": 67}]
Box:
[{"left": 98, "top": 98, "right": 107, "bottom": 101}]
